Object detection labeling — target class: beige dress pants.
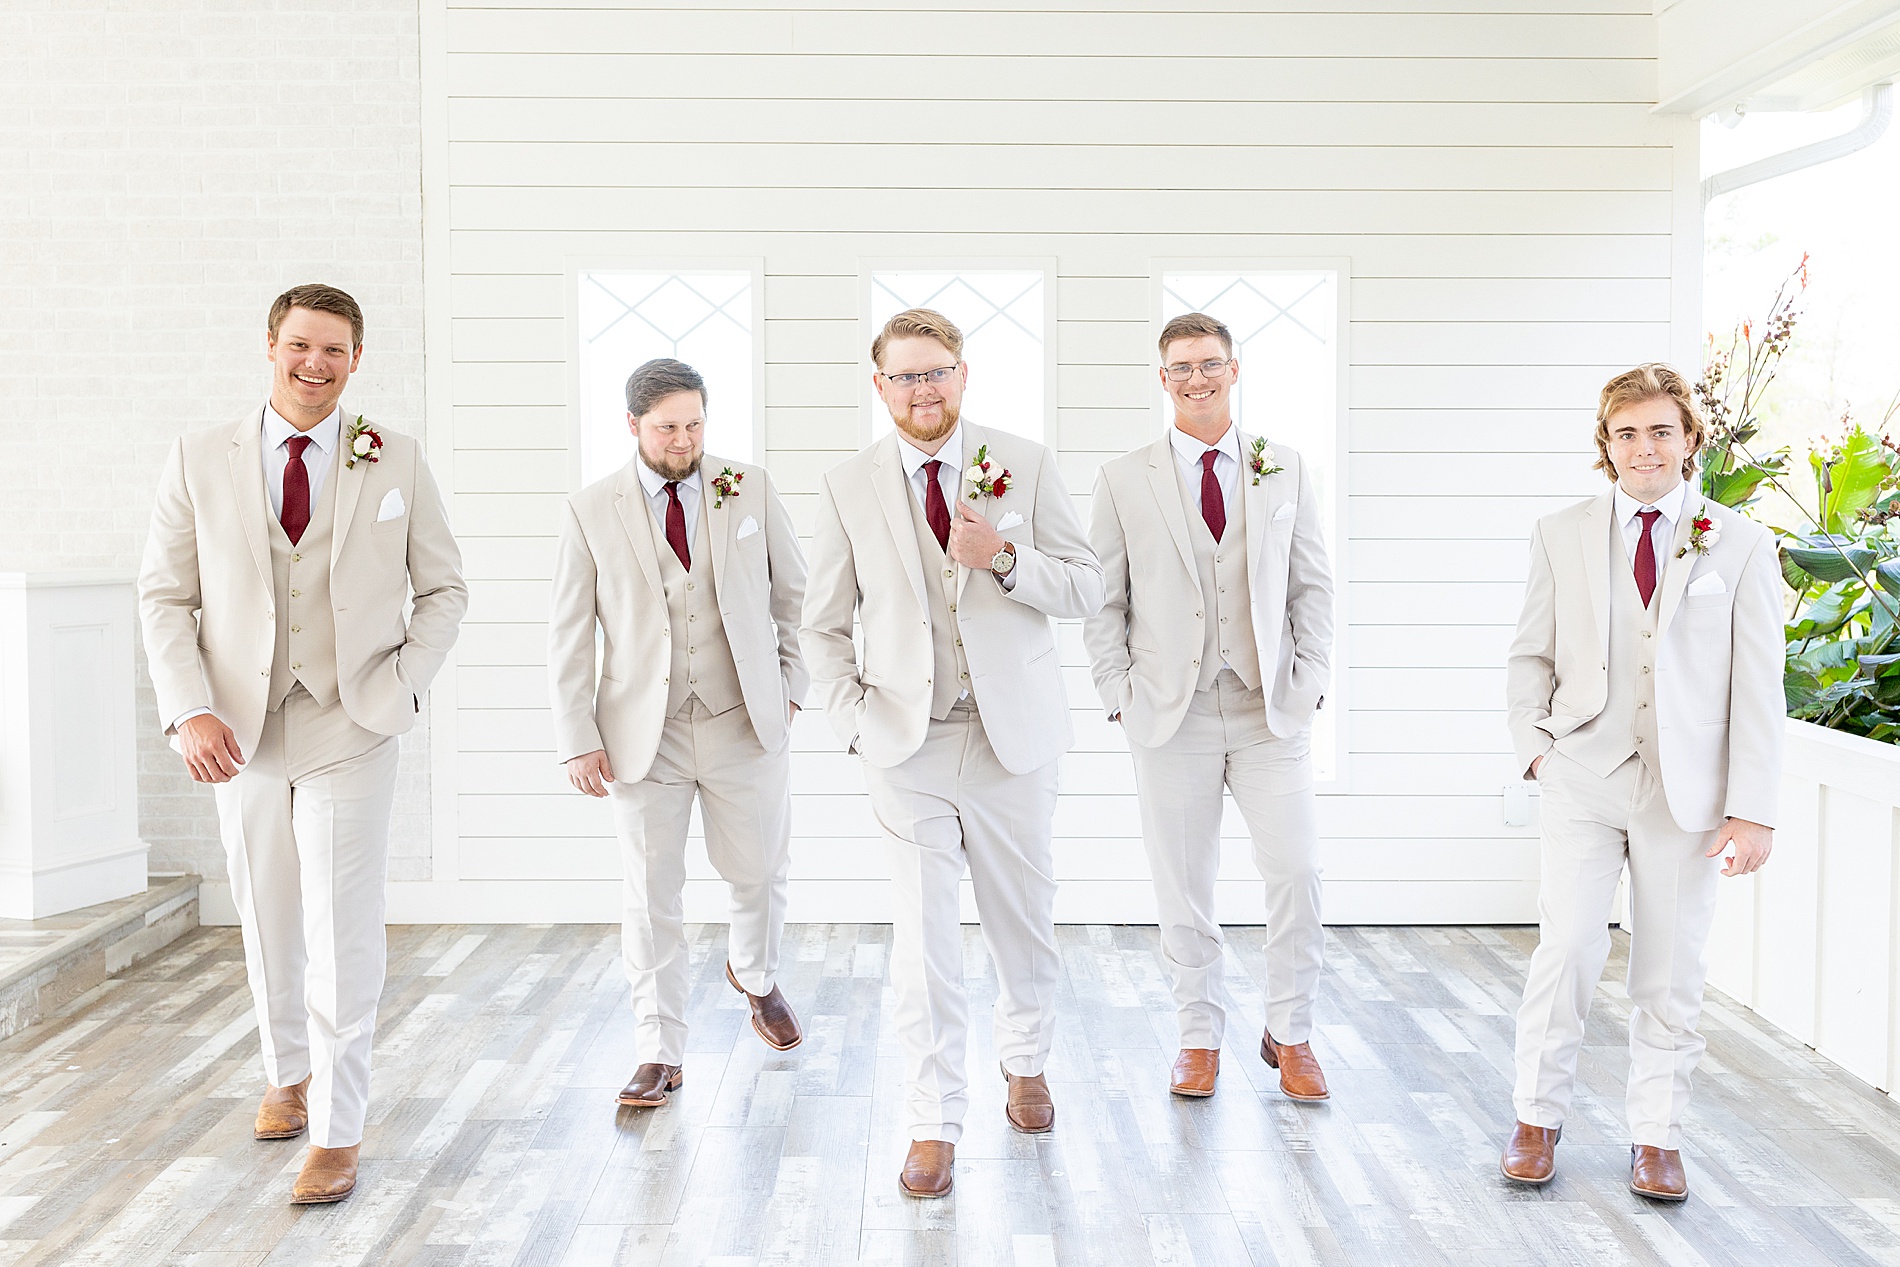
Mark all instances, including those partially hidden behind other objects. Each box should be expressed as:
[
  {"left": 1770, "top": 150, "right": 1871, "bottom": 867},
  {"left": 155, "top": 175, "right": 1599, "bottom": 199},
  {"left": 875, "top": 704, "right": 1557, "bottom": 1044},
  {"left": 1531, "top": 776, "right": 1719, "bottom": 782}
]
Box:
[
  {"left": 1513, "top": 751, "right": 1723, "bottom": 1150},
  {"left": 607, "top": 696, "right": 792, "bottom": 1065},
  {"left": 862, "top": 701, "right": 1061, "bottom": 1145},
  {"left": 212, "top": 683, "right": 399, "bottom": 1150},
  {"left": 1127, "top": 669, "right": 1324, "bottom": 1049}
]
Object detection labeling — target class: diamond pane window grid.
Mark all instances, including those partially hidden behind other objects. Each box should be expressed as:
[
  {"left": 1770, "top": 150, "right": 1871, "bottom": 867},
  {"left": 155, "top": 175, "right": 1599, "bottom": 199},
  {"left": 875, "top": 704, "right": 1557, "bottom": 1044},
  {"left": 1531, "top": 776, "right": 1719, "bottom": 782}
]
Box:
[
  {"left": 578, "top": 271, "right": 754, "bottom": 488},
  {"left": 1162, "top": 271, "right": 1340, "bottom": 781},
  {"left": 867, "top": 272, "right": 1045, "bottom": 444}
]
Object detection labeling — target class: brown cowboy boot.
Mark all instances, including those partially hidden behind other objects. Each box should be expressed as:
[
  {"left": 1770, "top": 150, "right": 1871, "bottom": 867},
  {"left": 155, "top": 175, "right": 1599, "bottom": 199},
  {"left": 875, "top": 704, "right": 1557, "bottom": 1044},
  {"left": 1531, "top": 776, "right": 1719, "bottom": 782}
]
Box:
[
  {"left": 254, "top": 1076, "right": 312, "bottom": 1140},
  {"left": 1629, "top": 1145, "right": 1688, "bottom": 1201},
  {"left": 290, "top": 1144, "right": 359, "bottom": 1204},
  {"left": 1261, "top": 1029, "right": 1330, "bottom": 1101},
  {"left": 725, "top": 963, "right": 802, "bottom": 1050},
  {"left": 1500, "top": 1122, "right": 1561, "bottom": 1185},
  {"left": 616, "top": 1063, "right": 683, "bottom": 1107},
  {"left": 900, "top": 1140, "right": 954, "bottom": 1198},
  {"left": 1169, "top": 1049, "right": 1219, "bottom": 1097},
  {"left": 1002, "top": 1065, "right": 1055, "bottom": 1133}
]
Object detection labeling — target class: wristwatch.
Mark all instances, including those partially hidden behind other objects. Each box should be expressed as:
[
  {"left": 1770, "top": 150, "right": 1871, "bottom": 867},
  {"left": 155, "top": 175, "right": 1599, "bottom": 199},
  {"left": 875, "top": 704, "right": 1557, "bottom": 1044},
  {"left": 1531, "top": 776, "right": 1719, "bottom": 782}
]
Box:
[{"left": 990, "top": 543, "right": 1017, "bottom": 576}]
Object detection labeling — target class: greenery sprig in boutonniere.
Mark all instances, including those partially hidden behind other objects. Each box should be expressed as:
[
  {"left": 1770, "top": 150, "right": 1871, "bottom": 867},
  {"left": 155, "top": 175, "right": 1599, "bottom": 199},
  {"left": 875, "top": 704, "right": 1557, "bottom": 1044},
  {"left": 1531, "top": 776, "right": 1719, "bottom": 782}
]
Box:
[
  {"left": 710, "top": 466, "right": 743, "bottom": 509},
  {"left": 343, "top": 415, "right": 383, "bottom": 468},
  {"left": 1677, "top": 505, "right": 1719, "bottom": 559},
  {"left": 1248, "top": 437, "right": 1283, "bottom": 486},
  {"left": 965, "top": 444, "right": 1011, "bottom": 499}
]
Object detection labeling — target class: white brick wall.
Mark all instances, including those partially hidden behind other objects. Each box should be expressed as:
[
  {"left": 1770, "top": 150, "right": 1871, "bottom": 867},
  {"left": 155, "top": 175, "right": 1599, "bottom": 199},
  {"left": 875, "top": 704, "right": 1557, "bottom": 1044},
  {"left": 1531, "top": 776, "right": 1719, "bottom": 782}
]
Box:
[{"left": 0, "top": 1, "right": 433, "bottom": 883}]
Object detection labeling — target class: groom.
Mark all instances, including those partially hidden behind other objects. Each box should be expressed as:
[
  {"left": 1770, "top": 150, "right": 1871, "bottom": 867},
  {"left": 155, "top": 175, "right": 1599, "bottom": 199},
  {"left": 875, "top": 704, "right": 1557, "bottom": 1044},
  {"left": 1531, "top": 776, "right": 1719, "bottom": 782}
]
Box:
[
  {"left": 139, "top": 283, "right": 466, "bottom": 1204},
  {"left": 1501, "top": 363, "right": 1783, "bottom": 1202}
]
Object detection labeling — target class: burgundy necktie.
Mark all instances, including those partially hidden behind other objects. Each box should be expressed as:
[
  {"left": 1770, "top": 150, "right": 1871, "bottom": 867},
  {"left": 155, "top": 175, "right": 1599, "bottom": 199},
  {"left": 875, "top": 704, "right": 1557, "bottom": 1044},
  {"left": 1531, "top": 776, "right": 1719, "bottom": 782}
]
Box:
[
  {"left": 663, "top": 482, "right": 691, "bottom": 570},
  {"left": 923, "top": 460, "right": 951, "bottom": 553},
  {"left": 1200, "top": 449, "right": 1226, "bottom": 542},
  {"left": 281, "top": 434, "right": 312, "bottom": 545},
  {"left": 1633, "top": 508, "right": 1662, "bottom": 607}
]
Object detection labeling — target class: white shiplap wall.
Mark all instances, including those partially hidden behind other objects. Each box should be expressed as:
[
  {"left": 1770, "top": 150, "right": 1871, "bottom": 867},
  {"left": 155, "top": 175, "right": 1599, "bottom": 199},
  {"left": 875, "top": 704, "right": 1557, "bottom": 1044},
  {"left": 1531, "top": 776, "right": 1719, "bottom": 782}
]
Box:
[{"left": 400, "top": 0, "right": 1698, "bottom": 924}]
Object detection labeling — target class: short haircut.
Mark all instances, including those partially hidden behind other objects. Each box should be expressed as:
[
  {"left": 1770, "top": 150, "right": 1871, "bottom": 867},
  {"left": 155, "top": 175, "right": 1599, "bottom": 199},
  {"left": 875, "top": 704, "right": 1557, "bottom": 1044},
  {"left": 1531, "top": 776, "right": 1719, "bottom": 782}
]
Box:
[
  {"left": 1159, "top": 312, "right": 1234, "bottom": 361},
  {"left": 268, "top": 283, "right": 365, "bottom": 350},
  {"left": 625, "top": 357, "right": 707, "bottom": 416},
  {"left": 1593, "top": 363, "right": 1706, "bottom": 482},
  {"left": 871, "top": 308, "right": 964, "bottom": 370}
]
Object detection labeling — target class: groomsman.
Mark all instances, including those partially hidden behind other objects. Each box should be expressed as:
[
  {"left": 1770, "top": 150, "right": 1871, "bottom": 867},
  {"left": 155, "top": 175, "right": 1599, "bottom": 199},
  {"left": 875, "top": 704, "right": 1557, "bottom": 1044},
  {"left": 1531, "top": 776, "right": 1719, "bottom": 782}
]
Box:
[
  {"left": 548, "top": 358, "right": 809, "bottom": 1109},
  {"left": 801, "top": 309, "right": 1103, "bottom": 1198},
  {"left": 139, "top": 284, "right": 467, "bottom": 1203},
  {"left": 1083, "top": 312, "right": 1335, "bottom": 1102},
  {"left": 1502, "top": 364, "right": 1781, "bottom": 1202}
]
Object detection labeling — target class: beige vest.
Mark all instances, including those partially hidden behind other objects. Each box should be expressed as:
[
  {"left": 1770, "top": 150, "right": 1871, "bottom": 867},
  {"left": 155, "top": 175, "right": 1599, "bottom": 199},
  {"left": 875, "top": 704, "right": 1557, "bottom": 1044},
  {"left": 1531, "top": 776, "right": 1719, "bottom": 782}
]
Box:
[
  {"left": 1178, "top": 464, "right": 1263, "bottom": 693},
  {"left": 906, "top": 485, "right": 973, "bottom": 720},
  {"left": 652, "top": 495, "right": 743, "bottom": 717},
  {"left": 1559, "top": 538, "right": 1663, "bottom": 780},
  {"left": 267, "top": 465, "right": 340, "bottom": 712}
]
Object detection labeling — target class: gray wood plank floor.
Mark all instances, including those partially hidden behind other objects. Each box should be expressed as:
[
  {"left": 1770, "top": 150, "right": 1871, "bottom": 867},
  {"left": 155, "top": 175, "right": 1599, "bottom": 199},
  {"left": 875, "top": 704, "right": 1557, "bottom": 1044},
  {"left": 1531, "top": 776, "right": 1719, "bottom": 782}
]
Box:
[{"left": 1, "top": 921, "right": 1897, "bottom": 1266}]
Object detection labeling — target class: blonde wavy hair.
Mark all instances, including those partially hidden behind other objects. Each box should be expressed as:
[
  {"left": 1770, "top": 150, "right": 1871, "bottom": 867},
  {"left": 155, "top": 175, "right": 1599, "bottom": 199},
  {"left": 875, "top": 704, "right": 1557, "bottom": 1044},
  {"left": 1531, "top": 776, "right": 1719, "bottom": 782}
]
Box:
[
  {"left": 1592, "top": 363, "right": 1706, "bottom": 482},
  {"left": 871, "top": 308, "right": 964, "bottom": 370}
]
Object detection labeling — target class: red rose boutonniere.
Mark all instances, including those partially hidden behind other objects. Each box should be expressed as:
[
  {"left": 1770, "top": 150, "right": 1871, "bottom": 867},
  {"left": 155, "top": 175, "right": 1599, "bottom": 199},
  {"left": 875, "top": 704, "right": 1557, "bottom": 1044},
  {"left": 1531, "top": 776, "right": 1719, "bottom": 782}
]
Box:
[
  {"left": 343, "top": 416, "right": 383, "bottom": 469},
  {"left": 1677, "top": 506, "right": 1720, "bottom": 559},
  {"left": 965, "top": 444, "right": 1011, "bottom": 500},
  {"left": 1248, "top": 437, "right": 1283, "bottom": 486},
  {"left": 710, "top": 466, "right": 743, "bottom": 509}
]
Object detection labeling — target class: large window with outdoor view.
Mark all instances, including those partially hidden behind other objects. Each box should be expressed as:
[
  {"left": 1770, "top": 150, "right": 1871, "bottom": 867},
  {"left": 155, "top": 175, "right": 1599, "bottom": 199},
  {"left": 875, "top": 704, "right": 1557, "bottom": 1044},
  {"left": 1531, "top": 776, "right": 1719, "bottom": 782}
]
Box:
[
  {"left": 863, "top": 268, "right": 1049, "bottom": 444},
  {"left": 1160, "top": 268, "right": 1345, "bottom": 782},
  {"left": 575, "top": 268, "right": 760, "bottom": 488}
]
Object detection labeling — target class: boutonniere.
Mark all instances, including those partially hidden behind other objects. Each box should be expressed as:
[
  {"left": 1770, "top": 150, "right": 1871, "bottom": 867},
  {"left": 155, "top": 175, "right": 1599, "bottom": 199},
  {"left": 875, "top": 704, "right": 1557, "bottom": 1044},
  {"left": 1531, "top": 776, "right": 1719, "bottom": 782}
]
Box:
[
  {"left": 1248, "top": 437, "right": 1283, "bottom": 486},
  {"left": 343, "top": 416, "right": 383, "bottom": 468},
  {"left": 1677, "top": 505, "right": 1720, "bottom": 558},
  {"left": 710, "top": 466, "right": 743, "bottom": 509},
  {"left": 964, "top": 444, "right": 1011, "bottom": 499}
]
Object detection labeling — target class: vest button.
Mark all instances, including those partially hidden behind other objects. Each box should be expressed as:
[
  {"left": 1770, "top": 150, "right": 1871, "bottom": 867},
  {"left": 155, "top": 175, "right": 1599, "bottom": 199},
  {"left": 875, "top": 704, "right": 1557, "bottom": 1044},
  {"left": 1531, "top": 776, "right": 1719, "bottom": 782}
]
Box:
[
  {"left": 1195, "top": 611, "right": 1203, "bottom": 619},
  {"left": 290, "top": 589, "right": 300, "bottom": 597},
  {"left": 291, "top": 625, "right": 301, "bottom": 633},
  {"left": 689, "top": 614, "right": 696, "bottom": 621},
  {"left": 944, "top": 568, "right": 953, "bottom": 578},
  {"left": 292, "top": 553, "right": 301, "bottom": 562},
  {"left": 266, "top": 611, "right": 273, "bottom": 619},
  {"left": 260, "top": 670, "right": 269, "bottom": 677},
  {"left": 291, "top": 662, "right": 301, "bottom": 671}
]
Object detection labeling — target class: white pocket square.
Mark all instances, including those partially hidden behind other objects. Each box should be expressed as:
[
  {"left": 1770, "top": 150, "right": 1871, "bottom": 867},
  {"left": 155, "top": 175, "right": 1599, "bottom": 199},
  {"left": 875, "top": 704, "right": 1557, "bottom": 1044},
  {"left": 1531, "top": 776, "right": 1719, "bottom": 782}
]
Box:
[
  {"left": 736, "top": 515, "right": 760, "bottom": 540},
  {"left": 376, "top": 489, "right": 405, "bottom": 522},
  {"left": 1272, "top": 503, "right": 1296, "bottom": 521},
  {"left": 996, "top": 510, "right": 1025, "bottom": 530},
  {"left": 1687, "top": 572, "right": 1727, "bottom": 597}
]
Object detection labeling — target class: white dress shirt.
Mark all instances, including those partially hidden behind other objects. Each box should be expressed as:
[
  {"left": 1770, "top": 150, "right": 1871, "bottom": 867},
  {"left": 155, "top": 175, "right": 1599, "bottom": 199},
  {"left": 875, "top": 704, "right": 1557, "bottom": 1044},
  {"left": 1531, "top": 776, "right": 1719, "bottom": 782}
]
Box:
[
  {"left": 263, "top": 404, "right": 341, "bottom": 519},
  {"left": 896, "top": 425, "right": 963, "bottom": 514},
  {"left": 1168, "top": 422, "right": 1242, "bottom": 507},
  {"left": 1613, "top": 479, "right": 1688, "bottom": 570},
  {"left": 635, "top": 457, "right": 703, "bottom": 555}
]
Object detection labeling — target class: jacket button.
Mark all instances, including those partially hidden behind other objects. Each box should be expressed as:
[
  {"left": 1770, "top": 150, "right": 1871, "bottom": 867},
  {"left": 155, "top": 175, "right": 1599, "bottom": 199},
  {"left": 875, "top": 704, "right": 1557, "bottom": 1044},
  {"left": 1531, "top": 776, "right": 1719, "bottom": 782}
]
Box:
[
  {"left": 291, "top": 625, "right": 301, "bottom": 633},
  {"left": 290, "top": 589, "right": 300, "bottom": 598}
]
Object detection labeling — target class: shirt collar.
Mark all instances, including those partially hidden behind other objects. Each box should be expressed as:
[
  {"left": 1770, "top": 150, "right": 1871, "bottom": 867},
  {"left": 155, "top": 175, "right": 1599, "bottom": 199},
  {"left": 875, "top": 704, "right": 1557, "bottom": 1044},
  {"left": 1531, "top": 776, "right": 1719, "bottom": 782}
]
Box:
[
  {"left": 1168, "top": 422, "right": 1240, "bottom": 468},
  {"left": 1614, "top": 479, "right": 1688, "bottom": 528},
  {"left": 263, "top": 403, "right": 341, "bottom": 453},
  {"left": 896, "top": 424, "right": 962, "bottom": 481},
  {"left": 636, "top": 456, "right": 704, "bottom": 499}
]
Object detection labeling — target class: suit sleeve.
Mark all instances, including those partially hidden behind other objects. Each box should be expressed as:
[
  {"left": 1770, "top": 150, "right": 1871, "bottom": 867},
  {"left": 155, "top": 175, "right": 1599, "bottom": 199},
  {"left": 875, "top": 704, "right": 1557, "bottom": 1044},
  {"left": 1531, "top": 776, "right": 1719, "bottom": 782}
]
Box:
[
  {"left": 396, "top": 447, "right": 468, "bottom": 699},
  {"left": 547, "top": 500, "right": 606, "bottom": 763},
  {"left": 1000, "top": 448, "right": 1104, "bottom": 620},
  {"left": 1283, "top": 454, "right": 1335, "bottom": 711},
  {"left": 1081, "top": 467, "right": 1133, "bottom": 719},
  {"left": 1505, "top": 520, "right": 1559, "bottom": 779},
  {"left": 137, "top": 436, "right": 212, "bottom": 732},
  {"left": 1722, "top": 529, "right": 1786, "bottom": 827},
  {"left": 761, "top": 469, "right": 810, "bottom": 708},
  {"left": 798, "top": 474, "right": 868, "bottom": 751}
]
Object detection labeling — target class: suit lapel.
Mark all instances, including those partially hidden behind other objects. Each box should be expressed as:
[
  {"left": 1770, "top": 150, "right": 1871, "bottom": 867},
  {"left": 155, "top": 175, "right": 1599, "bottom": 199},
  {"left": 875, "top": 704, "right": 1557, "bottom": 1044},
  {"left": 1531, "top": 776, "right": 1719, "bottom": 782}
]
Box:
[
  {"left": 1240, "top": 428, "right": 1270, "bottom": 577},
  {"left": 706, "top": 459, "right": 733, "bottom": 606},
  {"left": 1579, "top": 491, "right": 1613, "bottom": 658},
  {"left": 328, "top": 422, "right": 370, "bottom": 570},
  {"left": 1145, "top": 434, "right": 1198, "bottom": 583},
  {"left": 1653, "top": 497, "right": 1701, "bottom": 638},
  {"left": 873, "top": 435, "right": 931, "bottom": 617},
  {"left": 227, "top": 412, "right": 272, "bottom": 595},
  {"left": 955, "top": 424, "right": 997, "bottom": 604},
  {"left": 612, "top": 462, "right": 664, "bottom": 602}
]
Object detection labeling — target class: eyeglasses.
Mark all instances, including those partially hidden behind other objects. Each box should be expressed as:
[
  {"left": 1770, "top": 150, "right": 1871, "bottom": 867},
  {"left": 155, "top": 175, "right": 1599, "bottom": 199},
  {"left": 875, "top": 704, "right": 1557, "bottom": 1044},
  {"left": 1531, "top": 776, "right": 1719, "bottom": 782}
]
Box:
[
  {"left": 1164, "top": 359, "right": 1234, "bottom": 382},
  {"left": 880, "top": 366, "right": 958, "bottom": 389}
]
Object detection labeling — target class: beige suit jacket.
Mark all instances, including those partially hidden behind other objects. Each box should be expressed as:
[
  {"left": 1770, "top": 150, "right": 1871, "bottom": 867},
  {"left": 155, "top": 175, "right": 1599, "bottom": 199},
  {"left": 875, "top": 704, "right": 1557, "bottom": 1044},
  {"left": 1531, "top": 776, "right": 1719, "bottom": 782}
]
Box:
[
  {"left": 1084, "top": 431, "right": 1334, "bottom": 747},
  {"left": 547, "top": 456, "right": 809, "bottom": 780},
  {"left": 138, "top": 410, "right": 468, "bottom": 759},
  {"left": 1505, "top": 489, "right": 1785, "bottom": 832},
  {"left": 800, "top": 422, "right": 1104, "bottom": 775}
]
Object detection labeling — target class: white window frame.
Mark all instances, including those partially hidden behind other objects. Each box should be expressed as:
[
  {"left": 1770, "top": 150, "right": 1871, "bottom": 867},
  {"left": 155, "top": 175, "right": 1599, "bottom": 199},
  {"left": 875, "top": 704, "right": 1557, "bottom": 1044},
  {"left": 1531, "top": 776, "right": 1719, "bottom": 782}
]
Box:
[
  {"left": 856, "top": 258, "right": 1059, "bottom": 450},
  {"left": 1152, "top": 258, "right": 1352, "bottom": 793},
  {"left": 564, "top": 257, "right": 766, "bottom": 490}
]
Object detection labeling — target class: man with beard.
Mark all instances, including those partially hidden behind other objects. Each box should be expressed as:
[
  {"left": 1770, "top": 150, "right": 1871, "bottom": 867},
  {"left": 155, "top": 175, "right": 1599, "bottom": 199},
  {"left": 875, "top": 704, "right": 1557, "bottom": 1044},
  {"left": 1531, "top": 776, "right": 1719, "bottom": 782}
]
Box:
[
  {"left": 548, "top": 358, "right": 810, "bottom": 1108},
  {"left": 800, "top": 309, "right": 1103, "bottom": 1198}
]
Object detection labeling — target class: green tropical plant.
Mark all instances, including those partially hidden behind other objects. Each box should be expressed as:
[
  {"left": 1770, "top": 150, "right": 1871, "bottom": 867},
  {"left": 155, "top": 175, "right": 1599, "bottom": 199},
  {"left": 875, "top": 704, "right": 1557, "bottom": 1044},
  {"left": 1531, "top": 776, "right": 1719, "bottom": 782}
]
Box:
[{"left": 1696, "top": 257, "right": 1900, "bottom": 741}]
